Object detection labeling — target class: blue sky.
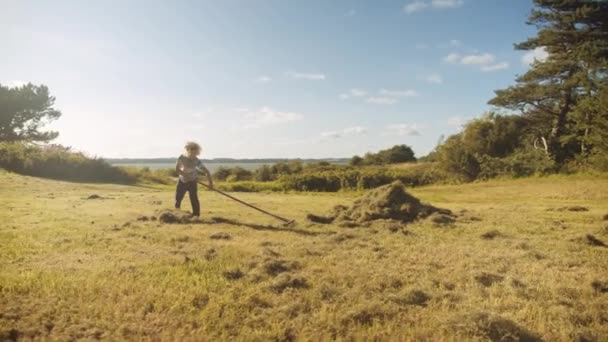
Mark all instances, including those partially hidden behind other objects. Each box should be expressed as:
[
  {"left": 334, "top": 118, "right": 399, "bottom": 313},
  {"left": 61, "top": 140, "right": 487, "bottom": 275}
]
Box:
[{"left": 1, "top": 0, "right": 546, "bottom": 158}]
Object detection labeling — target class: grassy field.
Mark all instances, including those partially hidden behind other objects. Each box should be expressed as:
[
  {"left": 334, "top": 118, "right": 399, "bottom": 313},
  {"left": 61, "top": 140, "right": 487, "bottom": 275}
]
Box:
[{"left": 1, "top": 170, "right": 607, "bottom": 341}]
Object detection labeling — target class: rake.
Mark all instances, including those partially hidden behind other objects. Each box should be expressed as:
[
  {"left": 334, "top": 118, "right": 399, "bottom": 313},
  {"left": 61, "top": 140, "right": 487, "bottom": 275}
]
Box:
[{"left": 198, "top": 182, "right": 295, "bottom": 226}]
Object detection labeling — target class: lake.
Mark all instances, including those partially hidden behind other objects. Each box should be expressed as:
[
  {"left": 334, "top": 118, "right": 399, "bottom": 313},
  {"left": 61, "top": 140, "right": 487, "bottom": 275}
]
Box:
[{"left": 111, "top": 162, "right": 277, "bottom": 173}]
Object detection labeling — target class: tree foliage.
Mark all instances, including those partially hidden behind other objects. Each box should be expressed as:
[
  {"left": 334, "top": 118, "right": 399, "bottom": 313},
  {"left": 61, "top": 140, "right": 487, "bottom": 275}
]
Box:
[
  {"left": 0, "top": 83, "right": 62, "bottom": 142},
  {"left": 351, "top": 145, "right": 417, "bottom": 166}
]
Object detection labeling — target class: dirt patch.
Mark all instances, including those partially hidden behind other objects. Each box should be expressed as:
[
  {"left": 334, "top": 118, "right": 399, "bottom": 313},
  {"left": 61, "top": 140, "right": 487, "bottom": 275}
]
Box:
[
  {"left": 307, "top": 181, "right": 454, "bottom": 228},
  {"left": 591, "top": 280, "right": 608, "bottom": 293},
  {"left": 341, "top": 303, "right": 395, "bottom": 326},
  {"left": 136, "top": 215, "right": 156, "bottom": 222},
  {"left": 86, "top": 194, "right": 103, "bottom": 200},
  {"left": 470, "top": 312, "right": 542, "bottom": 342},
  {"left": 603, "top": 213, "right": 608, "bottom": 221},
  {"left": 0, "top": 328, "right": 20, "bottom": 341},
  {"left": 390, "top": 290, "right": 432, "bottom": 307},
  {"left": 191, "top": 294, "right": 209, "bottom": 309},
  {"left": 263, "top": 247, "right": 281, "bottom": 258},
  {"left": 204, "top": 248, "right": 218, "bottom": 260},
  {"left": 475, "top": 272, "right": 505, "bottom": 287},
  {"left": 578, "top": 234, "right": 607, "bottom": 247},
  {"left": 331, "top": 233, "right": 356, "bottom": 243},
  {"left": 402, "top": 229, "right": 415, "bottom": 236},
  {"left": 557, "top": 206, "right": 590, "bottom": 212},
  {"left": 481, "top": 230, "right": 503, "bottom": 240},
  {"left": 306, "top": 214, "right": 334, "bottom": 224},
  {"left": 156, "top": 209, "right": 200, "bottom": 224},
  {"left": 209, "top": 232, "right": 231, "bottom": 240},
  {"left": 262, "top": 259, "right": 301, "bottom": 276},
  {"left": 427, "top": 212, "right": 456, "bottom": 226},
  {"left": 268, "top": 274, "right": 310, "bottom": 293},
  {"left": 223, "top": 269, "right": 245, "bottom": 281}
]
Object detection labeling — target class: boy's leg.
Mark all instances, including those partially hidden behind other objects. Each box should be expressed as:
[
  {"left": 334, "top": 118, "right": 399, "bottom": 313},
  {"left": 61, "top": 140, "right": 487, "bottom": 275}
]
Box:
[
  {"left": 187, "top": 181, "right": 200, "bottom": 216},
  {"left": 175, "top": 180, "right": 187, "bottom": 209}
]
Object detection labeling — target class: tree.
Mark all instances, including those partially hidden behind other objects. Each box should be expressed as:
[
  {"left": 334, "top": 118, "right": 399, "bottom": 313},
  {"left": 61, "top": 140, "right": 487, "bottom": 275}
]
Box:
[
  {"left": 352, "top": 145, "right": 417, "bottom": 166},
  {"left": 569, "top": 84, "right": 608, "bottom": 168},
  {"left": 349, "top": 155, "right": 364, "bottom": 166},
  {"left": 489, "top": 0, "right": 608, "bottom": 163},
  {"left": 0, "top": 83, "right": 62, "bottom": 142},
  {"left": 461, "top": 113, "right": 528, "bottom": 158},
  {"left": 376, "top": 145, "right": 417, "bottom": 164},
  {"left": 255, "top": 165, "right": 274, "bottom": 182},
  {"left": 436, "top": 134, "right": 480, "bottom": 181}
]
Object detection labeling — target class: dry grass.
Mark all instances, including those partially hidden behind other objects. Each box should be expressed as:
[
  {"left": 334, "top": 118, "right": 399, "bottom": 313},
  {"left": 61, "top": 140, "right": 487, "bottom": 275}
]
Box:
[{"left": 1, "top": 170, "right": 608, "bottom": 340}]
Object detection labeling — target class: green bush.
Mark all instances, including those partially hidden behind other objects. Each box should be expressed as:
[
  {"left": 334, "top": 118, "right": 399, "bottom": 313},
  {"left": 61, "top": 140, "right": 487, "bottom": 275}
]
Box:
[
  {"left": 507, "top": 149, "right": 556, "bottom": 177},
  {"left": 119, "top": 167, "right": 173, "bottom": 184},
  {"left": 215, "top": 181, "right": 284, "bottom": 192},
  {"left": 281, "top": 173, "right": 342, "bottom": 192},
  {"left": 0, "top": 142, "right": 137, "bottom": 184},
  {"left": 213, "top": 166, "right": 254, "bottom": 182},
  {"left": 478, "top": 150, "right": 556, "bottom": 179},
  {"left": 278, "top": 163, "right": 449, "bottom": 192}
]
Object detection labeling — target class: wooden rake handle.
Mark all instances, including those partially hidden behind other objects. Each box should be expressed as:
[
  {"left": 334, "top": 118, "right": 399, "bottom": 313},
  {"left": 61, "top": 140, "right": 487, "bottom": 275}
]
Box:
[{"left": 198, "top": 182, "right": 294, "bottom": 225}]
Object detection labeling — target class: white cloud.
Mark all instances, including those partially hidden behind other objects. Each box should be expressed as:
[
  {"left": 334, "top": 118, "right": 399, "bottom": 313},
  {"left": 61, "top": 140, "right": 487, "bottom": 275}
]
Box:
[
  {"left": 404, "top": 0, "right": 464, "bottom": 14},
  {"left": 340, "top": 88, "right": 368, "bottom": 99},
  {"left": 404, "top": 1, "right": 428, "bottom": 14},
  {"left": 431, "top": 0, "right": 464, "bottom": 8},
  {"left": 344, "top": 126, "right": 368, "bottom": 134},
  {"left": 444, "top": 52, "right": 509, "bottom": 71},
  {"left": 243, "top": 107, "right": 303, "bottom": 128},
  {"left": 444, "top": 53, "right": 461, "bottom": 64},
  {"left": 460, "top": 53, "right": 495, "bottom": 65},
  {"left": 4, "top": 80, "right": 27, "bottom": 88},
  {"left": 425, "top": 73, "right": 443, "bottom": 84},
  {"left": 367, "top": 97, "right": 398, "bottom": 105},
  {"left": 522, "top": 47, "right": 549, "bottom": 66},
  {"left": 387, "top": 123, "right": 421, "bottom": 136},
  {"left": 321, "top": 126, "right": 368, "bottom": 139},
  {"left": 321, "top": 131, "right": 342, "bottom": 139},
  {"left": 286, "top": 71, "right": 326, "bottom": 80},
  {"left": 379, "top": 89, "right": 418, "bottom": 97},
  {"left": 256, "top": 75, "right": 271, "bottom": 83},
  {"left": 481, "top": 62, "right": 510, "bottom": 72},
  {"left": 350, "top": 88, "right": 367, "bottom": 97}
]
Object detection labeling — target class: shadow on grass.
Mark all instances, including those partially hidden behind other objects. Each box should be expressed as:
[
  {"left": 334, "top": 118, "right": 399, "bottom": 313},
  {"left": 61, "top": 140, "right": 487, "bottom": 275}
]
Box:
[{"left": 207, "top": 216, "right": 325, "bottom": 236}]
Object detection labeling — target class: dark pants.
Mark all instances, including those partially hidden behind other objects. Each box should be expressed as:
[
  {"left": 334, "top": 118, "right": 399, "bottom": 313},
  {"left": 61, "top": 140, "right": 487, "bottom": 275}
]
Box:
[{"left": 175, "top": 180, "right": 200, "bottom": 216}]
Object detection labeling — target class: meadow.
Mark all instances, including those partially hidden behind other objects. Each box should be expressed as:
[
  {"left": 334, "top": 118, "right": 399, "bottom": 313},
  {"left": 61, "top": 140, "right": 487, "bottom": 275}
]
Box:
[{"left": 1, "top": 170, "right": 607, "bottom": 341}]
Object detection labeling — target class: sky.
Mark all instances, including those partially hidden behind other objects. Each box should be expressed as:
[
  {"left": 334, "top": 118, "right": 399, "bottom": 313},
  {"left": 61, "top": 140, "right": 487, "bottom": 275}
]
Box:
[{"left": 1, "top": 0, "right": 548, "bottom": 159}]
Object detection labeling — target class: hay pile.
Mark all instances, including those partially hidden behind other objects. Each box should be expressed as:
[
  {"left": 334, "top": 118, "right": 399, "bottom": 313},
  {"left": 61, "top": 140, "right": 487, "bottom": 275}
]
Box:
[
  {"left": 155, "top": 209, "right": 202, "bottom": 224},
  {"left": 307, "top": 181, "right": 454, "bottom": 227}
]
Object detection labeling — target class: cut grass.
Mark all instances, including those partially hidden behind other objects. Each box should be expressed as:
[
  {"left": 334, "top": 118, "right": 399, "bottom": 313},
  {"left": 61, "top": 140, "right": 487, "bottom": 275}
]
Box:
[{"left": 1, "top": 170, "right": 607, "bottom": 340}]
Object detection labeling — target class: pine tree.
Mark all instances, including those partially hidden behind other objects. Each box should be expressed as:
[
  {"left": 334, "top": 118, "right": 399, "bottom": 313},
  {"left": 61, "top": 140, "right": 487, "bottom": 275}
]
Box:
[{"left": 489, "top": 0, "right": 608, "bottom": 163}]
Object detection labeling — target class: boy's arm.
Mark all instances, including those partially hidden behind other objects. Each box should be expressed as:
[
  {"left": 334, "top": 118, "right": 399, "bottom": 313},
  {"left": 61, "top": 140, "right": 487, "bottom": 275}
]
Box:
[{"left": 175, "top": 158, "right": 183, "bottom": 176}]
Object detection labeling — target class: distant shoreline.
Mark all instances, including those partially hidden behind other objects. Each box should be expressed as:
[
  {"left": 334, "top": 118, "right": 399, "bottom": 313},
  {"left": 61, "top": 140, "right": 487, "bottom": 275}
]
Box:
[{"left": 107, "top": 158, "right": 350, "bottom": 172}]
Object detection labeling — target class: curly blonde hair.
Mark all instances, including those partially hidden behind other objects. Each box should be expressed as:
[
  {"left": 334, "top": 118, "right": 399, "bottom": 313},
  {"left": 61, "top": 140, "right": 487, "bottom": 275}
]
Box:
[{"left": 185, "top": 141, "right": 202, "bottom": 155}]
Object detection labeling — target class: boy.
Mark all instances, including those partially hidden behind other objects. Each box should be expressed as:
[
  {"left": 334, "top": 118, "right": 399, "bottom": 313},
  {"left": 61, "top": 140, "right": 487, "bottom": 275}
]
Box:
[{"left": 175, "top": 141, "right": 213, "bottom": 217}]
